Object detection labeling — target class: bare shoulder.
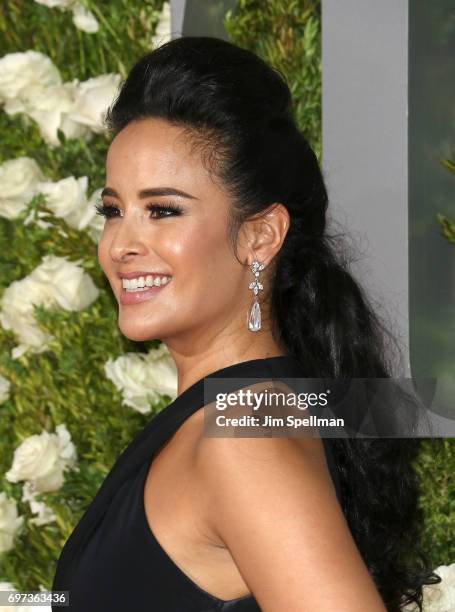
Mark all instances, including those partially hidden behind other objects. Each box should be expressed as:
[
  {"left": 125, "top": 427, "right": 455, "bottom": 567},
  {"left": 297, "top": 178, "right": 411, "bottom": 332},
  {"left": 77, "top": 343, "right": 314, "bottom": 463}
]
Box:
[{"left": 194, "top": 435, "right": 386, "bottom": 612}]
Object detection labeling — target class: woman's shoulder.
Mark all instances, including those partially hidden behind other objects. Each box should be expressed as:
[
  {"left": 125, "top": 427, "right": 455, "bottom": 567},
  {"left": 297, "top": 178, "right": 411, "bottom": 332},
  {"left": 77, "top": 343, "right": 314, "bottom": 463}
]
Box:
[
  {"left": 191, "top": 432, "right": 384, "bottom": 610},
  {"left": 194, "top": 433, "right": 338, "bottom": 499},
  {"left": 192, "top": 428, "right": 342, "bottom": 539}
]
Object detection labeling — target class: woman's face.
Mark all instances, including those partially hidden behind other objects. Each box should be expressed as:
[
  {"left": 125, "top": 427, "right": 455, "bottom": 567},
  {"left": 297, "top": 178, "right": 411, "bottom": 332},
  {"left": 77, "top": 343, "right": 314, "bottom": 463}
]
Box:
[{"left": 98, "top": 117, "right": 250, "bottom": 348}]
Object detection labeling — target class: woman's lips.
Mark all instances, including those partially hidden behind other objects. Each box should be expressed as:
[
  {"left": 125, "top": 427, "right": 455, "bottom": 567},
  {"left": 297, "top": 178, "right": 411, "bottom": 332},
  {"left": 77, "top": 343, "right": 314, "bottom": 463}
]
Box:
[{"left": 119, "top": 282, "right": 170, "bottom": 305}]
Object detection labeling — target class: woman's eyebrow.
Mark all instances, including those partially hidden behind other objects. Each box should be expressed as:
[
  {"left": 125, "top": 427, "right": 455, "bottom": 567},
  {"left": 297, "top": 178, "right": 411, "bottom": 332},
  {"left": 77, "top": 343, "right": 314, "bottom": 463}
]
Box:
[{"left": 101, "top": 186, "right": 199, "bottom": 200}]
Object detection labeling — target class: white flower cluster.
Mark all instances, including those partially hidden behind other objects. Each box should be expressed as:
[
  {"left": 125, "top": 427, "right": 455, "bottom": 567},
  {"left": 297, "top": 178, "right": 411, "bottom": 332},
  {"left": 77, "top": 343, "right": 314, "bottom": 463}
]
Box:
[
  {"left": 0, "top": 424, "right": 77, "bottom": 552},
  {"left": 0, "top": 156, "right": 104, "bottom": 240},
  {"left": 104, "top": 343, "right": 178, "bottom": 414},
  {"left": 33, "top": 0, "right": 99, "bottom": 34},
  {"left": 0, "top": 254, "right": 99, "bottom": 359},
  {"left": 0, "top": 50, "right": 121, "bottom": 145}
]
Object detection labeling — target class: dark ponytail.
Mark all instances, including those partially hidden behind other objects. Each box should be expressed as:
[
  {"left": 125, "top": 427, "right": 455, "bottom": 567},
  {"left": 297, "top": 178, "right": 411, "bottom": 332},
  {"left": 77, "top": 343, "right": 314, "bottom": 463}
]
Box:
[{"left": 106, "top": 35, "right": 440, "bottom": 611}]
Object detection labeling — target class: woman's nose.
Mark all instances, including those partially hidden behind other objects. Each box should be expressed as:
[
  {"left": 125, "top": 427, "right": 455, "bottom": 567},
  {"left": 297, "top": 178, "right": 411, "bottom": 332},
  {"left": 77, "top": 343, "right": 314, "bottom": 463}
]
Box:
[{"left": 109, "top": 217, "right": 148, "bottom": 262}]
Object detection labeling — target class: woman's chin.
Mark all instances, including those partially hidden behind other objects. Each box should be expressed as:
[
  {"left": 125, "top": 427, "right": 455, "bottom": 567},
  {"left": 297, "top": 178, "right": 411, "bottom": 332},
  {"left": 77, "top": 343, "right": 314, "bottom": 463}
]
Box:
[{"left": 117, "top": 320, "right": 159, "bottom": 343}]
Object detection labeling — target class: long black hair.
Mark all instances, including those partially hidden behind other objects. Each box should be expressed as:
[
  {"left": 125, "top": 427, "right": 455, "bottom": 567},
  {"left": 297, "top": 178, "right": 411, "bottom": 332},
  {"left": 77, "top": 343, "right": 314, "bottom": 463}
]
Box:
[{"left": 105, "top": 36, "right": 440, "bottom": 611}]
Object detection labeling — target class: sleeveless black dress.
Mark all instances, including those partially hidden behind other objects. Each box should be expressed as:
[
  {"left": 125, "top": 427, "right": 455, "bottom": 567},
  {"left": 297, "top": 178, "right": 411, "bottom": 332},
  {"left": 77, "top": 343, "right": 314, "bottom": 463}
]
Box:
[{"left": 52, "top": 355, "right": 342, "bottom": 611}]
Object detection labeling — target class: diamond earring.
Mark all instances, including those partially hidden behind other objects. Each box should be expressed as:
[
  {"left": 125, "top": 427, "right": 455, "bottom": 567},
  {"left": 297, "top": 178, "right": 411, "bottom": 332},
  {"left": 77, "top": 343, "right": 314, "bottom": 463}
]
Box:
[{"left": 248, "top": 259, "right": 265, "bottom": 332}]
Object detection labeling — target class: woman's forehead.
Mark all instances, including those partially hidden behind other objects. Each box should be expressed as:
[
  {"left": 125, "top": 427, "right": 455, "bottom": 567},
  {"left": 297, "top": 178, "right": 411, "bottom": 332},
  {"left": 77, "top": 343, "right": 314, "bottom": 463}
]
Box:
[
  {"left": 108, "top": 120, "right": 200, "bottom": 173},
  {"left": 105, "top": 118, "right": 226, "bottom": 202},
  {"left": 108, "top": 118, "right": 192, "bottom": 161}
]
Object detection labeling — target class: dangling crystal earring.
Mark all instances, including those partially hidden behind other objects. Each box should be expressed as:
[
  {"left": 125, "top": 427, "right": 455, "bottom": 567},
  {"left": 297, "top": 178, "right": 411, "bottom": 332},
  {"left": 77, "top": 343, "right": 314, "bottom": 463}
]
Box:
[{"left": 248, "top": 260, "right": 265, "bottom": 332}]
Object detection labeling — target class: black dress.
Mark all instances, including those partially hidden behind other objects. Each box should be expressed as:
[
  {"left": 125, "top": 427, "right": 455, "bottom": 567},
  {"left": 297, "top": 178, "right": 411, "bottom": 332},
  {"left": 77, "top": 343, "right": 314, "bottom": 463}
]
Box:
[{"left": 52, "top": 355, "right": 342, "bottom": 611}]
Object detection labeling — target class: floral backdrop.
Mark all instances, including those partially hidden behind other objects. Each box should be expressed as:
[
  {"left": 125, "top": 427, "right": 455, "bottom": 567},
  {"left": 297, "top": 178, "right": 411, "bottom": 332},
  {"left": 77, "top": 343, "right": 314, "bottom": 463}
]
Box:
[{"left": 0, "top": 1, "right": 453, "bottom": 611}]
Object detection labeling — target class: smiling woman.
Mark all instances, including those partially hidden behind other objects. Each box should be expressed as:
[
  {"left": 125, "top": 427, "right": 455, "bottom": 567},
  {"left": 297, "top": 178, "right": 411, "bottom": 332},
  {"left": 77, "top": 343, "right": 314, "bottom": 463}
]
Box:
[
  {"left": 94, "top": 115, "right": 253, "bottom": 344},
  {"left": 51, "top": 36, "right": 440, "bottom": 612}
]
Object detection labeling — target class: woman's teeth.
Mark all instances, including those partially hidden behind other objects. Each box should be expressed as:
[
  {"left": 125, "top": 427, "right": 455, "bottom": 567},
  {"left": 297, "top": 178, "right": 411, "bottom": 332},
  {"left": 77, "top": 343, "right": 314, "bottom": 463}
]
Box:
[{"left": 122, "top": 275, "right": 171, "bottom": 292}]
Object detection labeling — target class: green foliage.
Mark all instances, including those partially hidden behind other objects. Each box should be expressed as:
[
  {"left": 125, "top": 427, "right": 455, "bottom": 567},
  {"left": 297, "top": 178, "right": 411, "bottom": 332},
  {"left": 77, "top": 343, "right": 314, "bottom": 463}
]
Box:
[
  {"left": 413, "top": 439, "right": 455, "bottom": 566},
  {"left": 224, "top": 0, "right": 322, "bottom": 158},
  {"left": 0, "top": 0, "right": 165, "bottom": 81},
  {"left": 437, "top": 158, "right": 455, "bottom": 246},
  {"left": 441, "top": 158, "right": 455, "bottom": 174},
  {"left": 437, "top": 212, "right": 455, "bottom": 246}
]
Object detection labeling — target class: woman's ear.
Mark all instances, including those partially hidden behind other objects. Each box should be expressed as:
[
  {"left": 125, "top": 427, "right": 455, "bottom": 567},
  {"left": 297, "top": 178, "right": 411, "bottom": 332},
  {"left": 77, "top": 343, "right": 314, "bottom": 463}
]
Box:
[{"left": 239, "top": 203, "right": 290, "bottom": 267}]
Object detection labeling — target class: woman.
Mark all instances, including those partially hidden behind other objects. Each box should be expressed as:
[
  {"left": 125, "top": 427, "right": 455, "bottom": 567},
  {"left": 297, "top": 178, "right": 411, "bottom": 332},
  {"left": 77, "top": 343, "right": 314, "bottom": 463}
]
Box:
[{"left": 52, "top": 36, "right": 439, "bottom": 611}]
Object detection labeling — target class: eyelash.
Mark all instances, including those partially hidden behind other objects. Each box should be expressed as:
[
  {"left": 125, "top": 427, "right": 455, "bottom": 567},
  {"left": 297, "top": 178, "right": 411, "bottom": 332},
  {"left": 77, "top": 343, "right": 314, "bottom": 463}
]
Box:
[{"left": 94, "top": 201, "right": 184, "bottom": 220}]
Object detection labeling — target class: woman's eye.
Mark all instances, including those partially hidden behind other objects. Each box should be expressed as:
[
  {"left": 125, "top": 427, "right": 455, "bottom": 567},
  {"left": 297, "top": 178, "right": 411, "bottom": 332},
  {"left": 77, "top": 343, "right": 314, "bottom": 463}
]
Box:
[
  {"left": 147, "top": 203, "right": 183, "bottom": 218},
  {"left": 94, "top": 202, "right": 183, "bottom": 219},
  {"left": 94, "top": 203, "right": 120, "bottom": 219}
]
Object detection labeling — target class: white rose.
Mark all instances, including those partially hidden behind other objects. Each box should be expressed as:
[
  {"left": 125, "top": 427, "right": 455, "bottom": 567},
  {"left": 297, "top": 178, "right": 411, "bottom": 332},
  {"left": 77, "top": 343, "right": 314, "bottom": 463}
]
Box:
[
  {"left": 0, "top": 373, "right": 11, "bottom": 404},
  {"left": 33, "top": 254, "right": 99, "bottom": 311},
  {"left": 55, "top": 423, "right": 78, "bottom": 466},
  {"left": 104, "top": 344, "right": 177, "bottom": 414},
  {"left": 0, "top": 50, "right": 61, "bottom": 103},
  {"left": 82, "top": 188, "right": 106, "bottom": 240},
  {"left": 67, "top": 185, "right": 106, "bottom": 240},
  {"left": 152, "top": 1, "right": 172, "bottom": 48},
  {"left": 0, "top": 157, "right": 44, "bottom": 220},
  {"left": 0, "top": 493, "right": 24, "bottom": 553},
  {"left": 68, "top": 73, "right": 122, "bottom": 133},
  {"left": 0, "top": 274, "right": 56, "bottom": 358},
  {"left": 0, "top": 255, "right": 99, "bottom": 359},
  {"left": 6, "top": 431, "right": 63, "bottom": 491},
  {"left": 72, "top": 2, "right": 99, "bottom": 33},
  {"left": 144, "top": 343, "right": 178, "bottom": 398},
  {"left": 60, "top": 108, "right": 93, "bottom": 142},
  {"left": 22, "top": 481, "right": 56, "bottom": 526},
  {"left": 18, "top": 82, "right": 88, "bottom": 146},
  {"left": 104, "top": 353, "right": 159, "bottom": 414},
  {"left": 5, "top": 424, "right": 77, "bottom": 493},
  {"left": 37, "top": 175, "right": 90, "bottom": 229}
]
